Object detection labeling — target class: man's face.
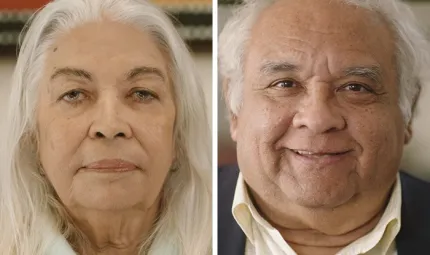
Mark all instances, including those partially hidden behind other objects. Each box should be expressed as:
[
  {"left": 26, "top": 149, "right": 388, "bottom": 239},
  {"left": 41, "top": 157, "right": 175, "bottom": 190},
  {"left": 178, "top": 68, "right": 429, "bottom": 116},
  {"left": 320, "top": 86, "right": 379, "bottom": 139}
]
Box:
[{"left": 231, "top": 0, "right": 408, "bottom": 208}]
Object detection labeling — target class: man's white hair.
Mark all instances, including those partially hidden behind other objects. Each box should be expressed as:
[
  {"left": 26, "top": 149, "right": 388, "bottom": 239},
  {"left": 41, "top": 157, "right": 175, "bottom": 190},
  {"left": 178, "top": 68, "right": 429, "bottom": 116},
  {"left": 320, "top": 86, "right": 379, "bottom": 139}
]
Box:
[
  {"left": 0, "top": 0, "right": 211, "bottom": 254},
  {"left": 219, "top": 0, "right": 430, "bottom": 124}
]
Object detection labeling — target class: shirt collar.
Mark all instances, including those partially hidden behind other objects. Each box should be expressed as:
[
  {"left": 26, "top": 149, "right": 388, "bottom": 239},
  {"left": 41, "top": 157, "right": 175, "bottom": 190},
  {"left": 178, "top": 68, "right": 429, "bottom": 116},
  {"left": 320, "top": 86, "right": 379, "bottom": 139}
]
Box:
[
  {"left": 232, "top": 172, "right": 402, "bottom": 251},
  {"left": 46, "top": 235, "right": 76, "bottom": 255}
]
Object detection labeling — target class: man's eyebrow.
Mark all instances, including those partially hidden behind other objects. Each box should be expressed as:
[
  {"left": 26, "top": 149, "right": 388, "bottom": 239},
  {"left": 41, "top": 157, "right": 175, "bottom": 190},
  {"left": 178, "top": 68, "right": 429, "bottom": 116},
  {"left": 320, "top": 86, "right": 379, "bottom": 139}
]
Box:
[
  {"left": 125, "top": 66, "right": 166, "bottom": 82},
  {"left": 259, "top": 61, "right": 300, "bottom": 75},
  {"left": 50, "top": 67, "right": 92, "bottom": 81},
  {"left": 342, "top": 66, "right": 383, "bottom": 83}
]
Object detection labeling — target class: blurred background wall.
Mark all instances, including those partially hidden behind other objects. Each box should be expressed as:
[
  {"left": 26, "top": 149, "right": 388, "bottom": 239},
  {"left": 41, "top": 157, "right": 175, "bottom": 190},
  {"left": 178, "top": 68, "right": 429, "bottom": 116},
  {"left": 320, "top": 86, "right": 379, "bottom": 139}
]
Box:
[
  {"left": 218, "top": 0, "right": 430, "bottom": 181},
  {"left": 0, "top": 0, "right": 212, "bottom": 132}
]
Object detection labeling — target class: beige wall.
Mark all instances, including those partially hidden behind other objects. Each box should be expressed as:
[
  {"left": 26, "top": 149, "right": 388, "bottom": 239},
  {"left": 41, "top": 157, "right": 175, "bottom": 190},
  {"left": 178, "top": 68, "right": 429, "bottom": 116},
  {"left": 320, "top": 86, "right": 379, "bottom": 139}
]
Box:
[{"left": 193, "top": 53, "right": 213, "bottom": 125}]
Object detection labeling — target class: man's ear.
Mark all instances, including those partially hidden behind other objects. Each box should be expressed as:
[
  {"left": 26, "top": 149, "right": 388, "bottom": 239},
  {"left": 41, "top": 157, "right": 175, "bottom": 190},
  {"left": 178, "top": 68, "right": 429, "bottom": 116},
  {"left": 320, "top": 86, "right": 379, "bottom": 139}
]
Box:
[
  {"left": 230, "top": 114, "right": 238, "bottom": 142},
  {"left": 222, "top": 78, "right": 238, "bottom": 142},
  {"left": 404, "top": 123, "right": 413, "bottom": 144},
  {"left": 405, "top": 83, "right": 420, "bottom": 145}
]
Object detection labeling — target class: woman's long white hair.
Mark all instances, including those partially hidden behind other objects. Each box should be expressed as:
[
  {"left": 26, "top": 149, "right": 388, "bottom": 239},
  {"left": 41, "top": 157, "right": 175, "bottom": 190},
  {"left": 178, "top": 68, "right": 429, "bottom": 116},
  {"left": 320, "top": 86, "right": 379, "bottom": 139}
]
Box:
[{"left": 0, "top": 0, "right": 211, "bottom": 254}]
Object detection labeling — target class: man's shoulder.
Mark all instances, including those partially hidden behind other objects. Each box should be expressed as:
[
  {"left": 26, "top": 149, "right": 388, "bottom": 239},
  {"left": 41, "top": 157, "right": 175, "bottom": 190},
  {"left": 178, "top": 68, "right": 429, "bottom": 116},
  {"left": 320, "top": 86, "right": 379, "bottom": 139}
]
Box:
[
  {"left": 400, "top": 171, "right": 430, "bottom": 193},
  {"left": 219, "top": 165, "right": 240, "bottom": 182},
  {"left": 218, "top": 164, "right": 240, "bottom": 209},
  {"left": 397, "top": 171, "right": 430, "bottom": 254},
  {"left": 399, "top": 170, "right": 430, "bottom": 215},
  {"left": 218, "top": 165, "right": 246, "bottom": 255}
]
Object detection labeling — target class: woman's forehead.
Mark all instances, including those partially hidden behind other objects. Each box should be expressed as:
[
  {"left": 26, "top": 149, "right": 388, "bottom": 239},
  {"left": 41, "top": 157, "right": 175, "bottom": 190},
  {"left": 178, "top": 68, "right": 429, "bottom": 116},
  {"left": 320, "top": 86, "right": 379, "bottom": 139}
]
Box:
[{"left": 43, "top": 20, "right": 169, "bottom": 80}]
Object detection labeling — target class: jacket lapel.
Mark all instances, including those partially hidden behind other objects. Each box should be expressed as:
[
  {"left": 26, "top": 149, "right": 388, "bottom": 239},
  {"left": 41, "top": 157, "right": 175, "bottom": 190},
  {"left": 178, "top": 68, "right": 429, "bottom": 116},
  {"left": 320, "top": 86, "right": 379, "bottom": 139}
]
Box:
[{"left": 218, "top": 165, "right": 246, "bottom": 255}]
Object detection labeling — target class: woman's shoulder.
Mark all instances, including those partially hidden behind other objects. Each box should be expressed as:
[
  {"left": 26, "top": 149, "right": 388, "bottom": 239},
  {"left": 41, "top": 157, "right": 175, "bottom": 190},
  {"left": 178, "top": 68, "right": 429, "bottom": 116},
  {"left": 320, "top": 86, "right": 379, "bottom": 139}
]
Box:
[{"left": 45, "top": 235, "right": 76, "bottom": 255}]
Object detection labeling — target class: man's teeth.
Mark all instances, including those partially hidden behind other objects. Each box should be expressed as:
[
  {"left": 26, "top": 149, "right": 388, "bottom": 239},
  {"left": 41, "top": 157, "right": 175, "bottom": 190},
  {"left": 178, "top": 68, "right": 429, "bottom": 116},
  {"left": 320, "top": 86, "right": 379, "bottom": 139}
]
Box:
[
  {"left": 295, "top": 150, "right": 315, "bottom": 155},
  {"left": 293, "top": 150, "right": 342, "bottom": 156}
]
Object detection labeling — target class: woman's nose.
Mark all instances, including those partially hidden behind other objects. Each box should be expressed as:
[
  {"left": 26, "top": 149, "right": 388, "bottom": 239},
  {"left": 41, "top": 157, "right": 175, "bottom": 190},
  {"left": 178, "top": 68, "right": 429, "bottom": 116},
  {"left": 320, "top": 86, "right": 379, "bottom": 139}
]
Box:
[{"left": 88, "top": 96, "right": 132, "bottom": 140}]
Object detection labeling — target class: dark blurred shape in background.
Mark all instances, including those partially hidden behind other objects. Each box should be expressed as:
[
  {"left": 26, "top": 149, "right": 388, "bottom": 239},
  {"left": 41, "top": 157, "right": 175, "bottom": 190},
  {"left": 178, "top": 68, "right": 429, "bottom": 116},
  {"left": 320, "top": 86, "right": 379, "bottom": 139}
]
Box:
[{"left": 0, "top": 0, "right": 212, "bottom": 55}]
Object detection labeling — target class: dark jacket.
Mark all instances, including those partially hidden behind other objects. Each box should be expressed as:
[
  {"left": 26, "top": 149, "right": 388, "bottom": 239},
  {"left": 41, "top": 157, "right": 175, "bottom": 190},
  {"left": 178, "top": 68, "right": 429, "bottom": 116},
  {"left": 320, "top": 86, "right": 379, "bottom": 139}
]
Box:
[{"left": 218, "top": 165, "right": 430, "bottom": 255}]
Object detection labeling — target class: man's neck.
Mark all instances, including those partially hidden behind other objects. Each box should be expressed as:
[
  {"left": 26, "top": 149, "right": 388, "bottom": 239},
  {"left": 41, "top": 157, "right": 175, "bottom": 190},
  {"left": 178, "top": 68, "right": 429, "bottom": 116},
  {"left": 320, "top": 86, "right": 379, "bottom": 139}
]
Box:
[{"left": 250, "top": 184, "right": 393, "bottom": 254}]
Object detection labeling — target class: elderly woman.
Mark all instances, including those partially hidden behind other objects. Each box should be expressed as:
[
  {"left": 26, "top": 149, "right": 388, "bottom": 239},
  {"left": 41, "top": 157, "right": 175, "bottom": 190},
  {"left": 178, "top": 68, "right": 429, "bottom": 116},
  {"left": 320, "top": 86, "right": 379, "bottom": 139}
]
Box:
[{"left": 0, "top": 0, "right": 211, "bottom": 254}]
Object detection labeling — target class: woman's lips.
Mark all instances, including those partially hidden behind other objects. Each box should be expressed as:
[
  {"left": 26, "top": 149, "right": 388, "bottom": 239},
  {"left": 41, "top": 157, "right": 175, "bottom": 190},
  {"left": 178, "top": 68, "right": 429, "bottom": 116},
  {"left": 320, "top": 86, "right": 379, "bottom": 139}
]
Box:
[{"left": 82, "top": 159, "right": 138, "bottom": 173}]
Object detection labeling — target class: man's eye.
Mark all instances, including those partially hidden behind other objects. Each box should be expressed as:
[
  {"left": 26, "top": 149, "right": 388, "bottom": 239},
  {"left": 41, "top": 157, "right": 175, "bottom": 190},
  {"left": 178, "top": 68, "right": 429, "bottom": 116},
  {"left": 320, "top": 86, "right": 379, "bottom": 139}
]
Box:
[
  {"left": 342, "top": 83, "right": 372, "bottom": 93},
  {"left": 271, "top": 80, "right": 298, "bottom": 88},
  {"left": 132, "top": 90, "right": 158, "bottom": 102},
  {"left": 61, "top": 90, "right": 86, "bottom": 102}
]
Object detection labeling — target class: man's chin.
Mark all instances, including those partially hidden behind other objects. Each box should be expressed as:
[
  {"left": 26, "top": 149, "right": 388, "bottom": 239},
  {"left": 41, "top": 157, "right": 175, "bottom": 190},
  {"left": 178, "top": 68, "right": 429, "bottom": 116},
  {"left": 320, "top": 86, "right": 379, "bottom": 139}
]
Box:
[
  {"left": 292, "top": 189, "right": 357, "bottom": 209},
  {"left": 281, "top": 180, "right": 359, "bottom": 209},
  {"left": 277, "top": 164, "right": 359, "bottom": 208}
]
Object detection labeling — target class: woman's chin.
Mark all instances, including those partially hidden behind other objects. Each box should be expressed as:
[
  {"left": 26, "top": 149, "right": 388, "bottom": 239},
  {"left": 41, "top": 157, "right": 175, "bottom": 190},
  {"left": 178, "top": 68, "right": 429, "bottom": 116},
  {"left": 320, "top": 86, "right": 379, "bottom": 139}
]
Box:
[
  {"left": 66, "top": 171, "right": 153, "bottom": 211},
  {"left": 75, "top": 197, "right": 144, "bottom": 211}
]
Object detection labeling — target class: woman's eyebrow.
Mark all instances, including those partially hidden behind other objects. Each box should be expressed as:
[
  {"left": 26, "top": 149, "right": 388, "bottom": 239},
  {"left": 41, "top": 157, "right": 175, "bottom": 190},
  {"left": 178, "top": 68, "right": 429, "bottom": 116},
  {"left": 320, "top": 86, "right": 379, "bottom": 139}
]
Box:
[
  {"left": 50, "top": 67, "right": 93, "bottom": 81},
  {"left": 50, "top": 66, "right": 166, "bottom": 83},
  {"left": 125, "top": 66, "right": 166, "bottom": 82}
]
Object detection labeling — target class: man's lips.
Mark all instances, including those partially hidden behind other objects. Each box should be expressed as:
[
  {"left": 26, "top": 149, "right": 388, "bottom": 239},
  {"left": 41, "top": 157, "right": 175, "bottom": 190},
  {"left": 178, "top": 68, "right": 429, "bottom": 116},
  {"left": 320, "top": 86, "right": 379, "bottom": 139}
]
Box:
[
  {"left": 287, "top": 148, "right": 353, "bottom": 166},
  {"left": 289, "top": 149, "right": 352, "bottom": 156},
  {"left": 81, "top": 159, "right": 138, "bottom": 173}
]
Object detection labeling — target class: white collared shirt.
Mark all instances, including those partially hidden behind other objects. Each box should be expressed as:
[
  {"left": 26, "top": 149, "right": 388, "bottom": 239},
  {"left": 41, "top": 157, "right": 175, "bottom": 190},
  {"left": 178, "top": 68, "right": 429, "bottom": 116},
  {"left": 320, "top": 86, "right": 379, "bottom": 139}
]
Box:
[
  {"left": 46, "top": 235, "right": 76, "bottom": 255},
  {"left": 232, "top": 173, "right": 401, "bottom": 255}
]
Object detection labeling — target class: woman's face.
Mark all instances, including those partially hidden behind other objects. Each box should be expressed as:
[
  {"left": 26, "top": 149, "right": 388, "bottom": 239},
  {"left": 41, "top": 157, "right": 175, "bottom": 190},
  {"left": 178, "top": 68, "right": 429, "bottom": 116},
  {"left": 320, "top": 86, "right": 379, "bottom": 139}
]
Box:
[{"left": 36, "top": 20, "right": 176, "bottom": 211}]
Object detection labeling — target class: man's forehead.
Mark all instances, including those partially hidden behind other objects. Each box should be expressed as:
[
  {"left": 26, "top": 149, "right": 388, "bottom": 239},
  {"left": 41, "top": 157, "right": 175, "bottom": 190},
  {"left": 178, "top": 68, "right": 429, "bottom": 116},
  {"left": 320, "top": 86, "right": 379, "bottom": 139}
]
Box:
[
  {"left": 245, "top": 0, "right": 396, "bottom": 74},
  {"left": 253, "top": 0, "right": 391, "bottom": 36}
]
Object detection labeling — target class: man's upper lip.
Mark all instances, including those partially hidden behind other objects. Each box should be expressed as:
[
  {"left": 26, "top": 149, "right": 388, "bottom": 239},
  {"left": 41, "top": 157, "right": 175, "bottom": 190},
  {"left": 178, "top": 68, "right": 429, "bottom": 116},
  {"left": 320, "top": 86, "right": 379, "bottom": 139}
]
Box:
[
  {"left": 289, "top": 148, "right": 352, "bottom": 154},
  {"left": 84, "top": 159, "right": 137, "bottom": 169}
]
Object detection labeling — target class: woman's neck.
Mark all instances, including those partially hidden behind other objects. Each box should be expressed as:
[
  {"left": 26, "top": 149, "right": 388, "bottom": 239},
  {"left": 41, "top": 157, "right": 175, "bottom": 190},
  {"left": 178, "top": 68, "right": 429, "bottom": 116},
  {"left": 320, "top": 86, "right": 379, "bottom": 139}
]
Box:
[{"left": 66, "top": 199, "right": 160, "bottom": 255}]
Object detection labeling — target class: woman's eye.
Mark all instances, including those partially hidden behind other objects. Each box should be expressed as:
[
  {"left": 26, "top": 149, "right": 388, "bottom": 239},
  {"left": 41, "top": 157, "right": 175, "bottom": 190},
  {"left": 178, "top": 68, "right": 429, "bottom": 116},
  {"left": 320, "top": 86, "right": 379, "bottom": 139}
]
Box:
[
  {"left": 271, "top": 80, "right": 298, "bottom": 88},
  {"left": 132, "top": 90, "right": 158, "bottom": 102},
  {"left": 342, "top": 83, "right": 372, "bottom": 93},
  {"left": 61, "top": 90, "right": 86, "bottom": 103}
]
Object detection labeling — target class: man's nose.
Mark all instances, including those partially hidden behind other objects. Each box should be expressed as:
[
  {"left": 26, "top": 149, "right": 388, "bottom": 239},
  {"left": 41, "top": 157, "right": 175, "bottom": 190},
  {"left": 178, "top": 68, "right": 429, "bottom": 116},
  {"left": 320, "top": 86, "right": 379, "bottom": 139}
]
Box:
[
  {"left": 292, "top": 88, "right": 346, "bottom": 134},
  {"left": 88, "top": 96, "right": 132, "bottom": 140}
]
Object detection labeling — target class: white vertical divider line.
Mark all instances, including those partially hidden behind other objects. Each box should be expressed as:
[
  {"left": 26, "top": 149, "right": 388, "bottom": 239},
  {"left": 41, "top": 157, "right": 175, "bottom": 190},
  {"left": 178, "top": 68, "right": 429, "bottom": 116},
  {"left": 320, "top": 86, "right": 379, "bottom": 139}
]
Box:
[{"left": 212, "top": 0, "right": 219, "bottom": 254}]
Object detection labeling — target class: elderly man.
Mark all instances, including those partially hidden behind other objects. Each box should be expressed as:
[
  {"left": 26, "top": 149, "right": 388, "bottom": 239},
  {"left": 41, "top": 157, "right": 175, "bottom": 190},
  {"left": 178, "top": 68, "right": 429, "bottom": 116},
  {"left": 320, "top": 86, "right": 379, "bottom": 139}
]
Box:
[{"left": 218, "top": 0, "right": 430, "bottom": 254}]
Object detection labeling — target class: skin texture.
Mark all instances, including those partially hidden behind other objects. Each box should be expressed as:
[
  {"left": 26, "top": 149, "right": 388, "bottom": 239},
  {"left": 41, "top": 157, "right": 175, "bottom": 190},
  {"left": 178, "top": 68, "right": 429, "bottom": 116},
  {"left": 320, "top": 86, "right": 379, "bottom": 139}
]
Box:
[
  {"left": 229, "top": 0, "right": 410, "bottom": 253},
  {"left": 37, "top": 20, "right": 176, "bottom": 255}
]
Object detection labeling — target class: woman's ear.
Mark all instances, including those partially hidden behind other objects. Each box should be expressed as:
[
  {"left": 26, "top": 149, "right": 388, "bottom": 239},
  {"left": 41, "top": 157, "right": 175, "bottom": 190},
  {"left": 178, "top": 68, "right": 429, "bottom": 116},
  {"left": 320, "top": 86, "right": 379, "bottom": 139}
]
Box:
[
  {"left": 170, "top": 145, "right": 180, "bottom": 172},
  {"left": 170, "top": 160, "right": 180, "bottom": 172}
]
